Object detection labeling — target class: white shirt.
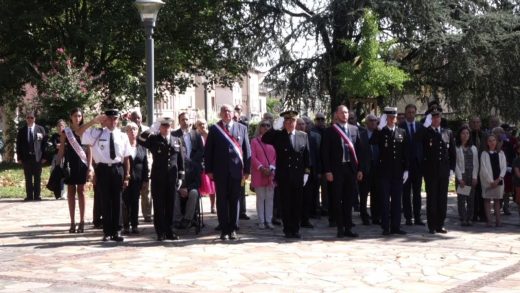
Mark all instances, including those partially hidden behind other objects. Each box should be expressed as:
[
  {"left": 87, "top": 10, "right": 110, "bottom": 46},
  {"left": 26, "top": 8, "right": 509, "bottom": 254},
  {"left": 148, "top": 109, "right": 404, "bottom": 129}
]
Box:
[
  {"left": 27, "top": 124, "right": 35, "bottom": 142},
  {"left": 182, "top": 128, "right": 192, "bottom": 157},
  {"left": 82, "top": 127, "right": 132, "bottom": 164},
  {"left": 288, "top": 130, "right": 296, "bottom": 148}
]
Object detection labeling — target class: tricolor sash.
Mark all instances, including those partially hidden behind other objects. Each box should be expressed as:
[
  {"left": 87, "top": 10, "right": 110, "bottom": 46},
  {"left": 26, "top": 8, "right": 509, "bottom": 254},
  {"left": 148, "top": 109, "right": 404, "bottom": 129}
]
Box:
[
  {"left": 332, "top": 124, "right": 358, "bottom": 166},
  {"left": 214, "top": 122, "right": 243, "bottom": 166},
  {"left": 64, "top": 127, "right": 88, "bottom": 166}
]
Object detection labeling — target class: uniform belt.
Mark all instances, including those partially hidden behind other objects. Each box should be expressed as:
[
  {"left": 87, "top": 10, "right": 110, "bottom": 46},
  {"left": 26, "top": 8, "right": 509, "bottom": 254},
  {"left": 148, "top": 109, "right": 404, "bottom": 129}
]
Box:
[{"left": 97, "top": 162, "right": 122, "bottom": 167}]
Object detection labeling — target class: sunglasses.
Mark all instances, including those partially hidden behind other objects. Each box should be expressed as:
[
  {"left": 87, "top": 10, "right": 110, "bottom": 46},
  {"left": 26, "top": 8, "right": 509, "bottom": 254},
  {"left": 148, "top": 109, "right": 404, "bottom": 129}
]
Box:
[{"left": 260, "top": 123, "right": 271, "bottom": 127}]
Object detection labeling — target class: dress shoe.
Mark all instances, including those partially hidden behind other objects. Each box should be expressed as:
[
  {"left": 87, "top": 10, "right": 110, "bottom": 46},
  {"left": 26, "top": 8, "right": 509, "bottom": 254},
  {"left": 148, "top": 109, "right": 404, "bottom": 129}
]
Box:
[
  {"left": 239, "top": 214, "right": 250, "bottom": 220},
  {"left": 34, "top": 197, "right": 42, "bottom": 201},
  {"left": 391, "top": 229, "right": 407, "bottom": 235},
  {"left": 102, "top": 234, "right": 110, "bottom": 241},
  {"left": 157, "top": 234, "right": 164, "bottom": 241},
  {"left": 220, "top": 233, "right": 228, "bottom": 241},
  {"left": 111, "top": 233, "right": 124, "bottom": 242},
  {"left": 229, "top": 231, "right": 238, "bottom": 240},
  {"left": 300, "top": 222, "right": 314, "bottom": 228},
  {"left": 23, "top": 197, "right": 32, "bottom": 201},
  {"left": 271, "top": 219, "right": 282, "bottom": 226},
  {"left": 292, "top": 233, "right": 301, "bottom": 239},
  {"left": 344, "top": 230, "right": 358, "bottom": 238},
  {"left": 382, "top": 229, "right": 391, "bottom": 236},
  {"left": 131, "top": 227, "right": 139, "bottom": 234},
  {"left": 415, "top": 219, "right": 425, "bottom": 226},
  {"left": 336, "top": 231, "right": 345, "bottom": 238},
  {"left": 122, "top": 228, "right": 130, "bottom": 235},
  {"left": 436, "top": 228, "right": 447, "bottom": 234},
  {"left": 405, "top": 219, "right": 413, "bottom": 226},
  {"left": 165, "top": 233, "right": 179, "bottom": 240}
]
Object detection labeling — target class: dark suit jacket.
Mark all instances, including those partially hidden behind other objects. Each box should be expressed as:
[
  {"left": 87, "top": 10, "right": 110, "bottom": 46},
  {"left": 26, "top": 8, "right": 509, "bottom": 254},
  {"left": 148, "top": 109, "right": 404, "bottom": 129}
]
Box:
[
  {"left": 172, "top": 128, "right": 204, "bottom": 190},
  {"left": 262, "top": 128, "right": 310, "bottom": 184},
  {"left": 307, "top": 130, "right": 322, "bottom": 174},
  {"left": 16, "top": 124, "right": 47, "bottom": 162},
  {"left": 130, "top": 144, "right": 149, "bottom": 185},
  {"left": 358, "top": 126, "right": 371, "bottom": 175},
  {"left": 399, "top": 121, "right": 424, "bottom": 167},
  {"left": 420, "top": 126, "right": 456, "bottom": 177},
  {"left": 204, "top": 121, "right": 251, "bottom": 181},
  {"left": 370, "top": 126, "right": 410, "bottom": 177},
  {"left": 138, "top": 132, "right": 185, "bottom": 183},
  {"left": 322, "top": 124, "right": 366, "bottom": 175}
]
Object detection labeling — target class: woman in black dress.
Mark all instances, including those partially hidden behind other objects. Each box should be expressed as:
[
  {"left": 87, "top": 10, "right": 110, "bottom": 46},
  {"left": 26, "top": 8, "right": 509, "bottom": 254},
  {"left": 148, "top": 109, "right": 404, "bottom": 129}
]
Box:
[
  {"left": 57, "top": 108, "right": 92, "bottom": 233},
  {"left": 122, "top": 122, "right": 148, "bottom": 234}
]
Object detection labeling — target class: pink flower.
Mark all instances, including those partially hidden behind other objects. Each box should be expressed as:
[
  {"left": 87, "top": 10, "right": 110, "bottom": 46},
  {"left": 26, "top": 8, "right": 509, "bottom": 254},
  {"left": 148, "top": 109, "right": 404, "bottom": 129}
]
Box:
[{"left": 56, "top": 48, "right": 65, "bottom": 54}]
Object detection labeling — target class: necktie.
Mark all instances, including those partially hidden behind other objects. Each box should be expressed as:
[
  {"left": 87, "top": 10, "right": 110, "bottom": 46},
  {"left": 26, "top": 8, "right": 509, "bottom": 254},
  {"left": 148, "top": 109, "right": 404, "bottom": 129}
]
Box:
[
  {"left": 436, "top": 128, "right": 440, "bottom": 134},
  {"left": 410, "top": 123, "right": 415, "bottom": 137},
  {"left": 109, "top": 132, "right": 116, "bottom": 160},
  {"left": 28, "top": 128, "right": 34, "bottom": 153},
  {"left": 226, "top": 124, "right": 230, "bottom": 132}
]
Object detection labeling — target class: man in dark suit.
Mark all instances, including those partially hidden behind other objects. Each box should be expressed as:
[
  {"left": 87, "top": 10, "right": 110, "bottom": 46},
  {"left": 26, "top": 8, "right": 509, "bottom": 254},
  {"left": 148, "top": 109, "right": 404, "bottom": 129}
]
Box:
[
  {"left": 362, "top": 114, "right": 381, "bottom": 225},
  {"left": 297, "top": 117, "right": 319, "bottom": 228},
  {"left": 357, "top": 119, "right": 372, "bottom": 225},
  {"left": 322, "top": 105, "right": 364, "bottom": 238},
  {"left": 371, "top": 107, "right": 409, "bottom": 236},
  {"left": 262, "top": 110, "right": 311, "bottom": 238},
  {"left": 16, "top": 111, "right": 47, "bottom": 201},
  {"left": 400, "top": 104, "right": 425, "bottom": 226},
  {"left": 301, "top": 116, "right": 322, "bottom": 220},
  {"left": 420, "top": 108, "right": 456, "bottom": 234},
  {"left": 172, "top": 112, "right": 204, "bottom": 228},
  {"left": 205, "top": 104, "right": 251, "bottom": 241}
]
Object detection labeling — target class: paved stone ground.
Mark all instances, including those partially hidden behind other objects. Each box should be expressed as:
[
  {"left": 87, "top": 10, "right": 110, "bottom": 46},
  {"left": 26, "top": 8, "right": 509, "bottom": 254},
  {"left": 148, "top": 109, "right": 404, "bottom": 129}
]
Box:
[{"left": 0, "top": 193, "right": 519, "bottom": 292}]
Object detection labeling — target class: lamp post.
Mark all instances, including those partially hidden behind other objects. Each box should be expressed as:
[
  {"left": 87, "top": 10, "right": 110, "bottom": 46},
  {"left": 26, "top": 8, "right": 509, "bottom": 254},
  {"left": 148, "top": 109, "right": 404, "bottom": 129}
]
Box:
[{"left": 135, "top": 0, "right": 165, "bottom": 126}]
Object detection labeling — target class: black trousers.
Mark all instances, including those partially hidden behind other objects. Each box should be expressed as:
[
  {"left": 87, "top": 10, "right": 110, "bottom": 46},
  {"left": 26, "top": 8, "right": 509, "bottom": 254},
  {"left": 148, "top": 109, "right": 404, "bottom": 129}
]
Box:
[
  {"left": 278, "top": 179, "right": 303, "bottom": 235},
  {"left": 369, "top": 164, "right": 381, "bottom": 223},
  {"left": 151, "top": 177, "right": 176, "bottom": 236},
  {"left": 215, "top": 175, "right": 241, "bottom": 234},
  {"left": 331, "top": 164, "right": 356, "bottom": 233},
  {"left": 425, "top": 170, "right": 449, "bottom": 231},
  {"left": 123, "top": 179, "right": 141, "bottom": 228},
  {"left": 359, "top": 173, "right": 370, "bottom": 220},
  {"left": 473, "top": 181, "right": 486, "bottom": 221},
  {"left": 380, "top": 174, "right": 403, "bottom": 231},
  {"left": 301, "top": 169, "right": 317, "bottom": 223},
  {"left": 403, "top": 163, "right": 423, "bottom": 222},
  {"left": 239, "top": 185, "right": 247, "bottom": 216},
  {"left": 96, "top": 164, "right": 123, "bottom": 236},
  {"left": 22, "top": 157, "right": 42, "bottom": 199},
  {"left": 93, "top": 182, "right": 103, "bottom": 227}
]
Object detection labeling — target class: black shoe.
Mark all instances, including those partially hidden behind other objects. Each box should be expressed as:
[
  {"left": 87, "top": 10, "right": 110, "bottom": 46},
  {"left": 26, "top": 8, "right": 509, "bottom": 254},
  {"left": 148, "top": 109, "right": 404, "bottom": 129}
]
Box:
[
  {"left": 24, "top": 197, "right": 32, "bottom": 201},
  {"left": 180, "top": 219, "right": 191, "bottom": 229},
  {"left": 131, "top": 227, "right": 139, "bottom": 234},
  {"left": 165, "top": 233, "right": 179, "bottom": 240},
  {"left": 111, "top": 233, "right": 124, "bottom": 242},
  {"left": 76, "top": 222, "right": 84, "bottom": 233},
  {"left": 229, "top": 231, "right": 238, "bottom": 240},
  {"left": 271, "top": 219, "right": 282, "bottom": 226},
  {"left": 391, "top": 229, "right": 407, "bottom": 235},
  {"left": 69, "top": 223, "right": 76, "bottom": 234},
  {"left": 157, "top": 234, "right": 164, "bottom": 241},
  {"left": 220, "top": 233, "right": 228, "bottom": 241},
  {"left": 215, "top": 225, "right": 222, "bottom": 231},
  {"left": 239, "top": 214, "right": 250, "bottom": 220},
  {"left": 34, "top": 197, "right": 42, "bottom": 201},
  {"left": 292, "top": 233, "right": 302, "bottom": 239},
  {"left": 336, "top": 230, "right": 345, "bottom": 238},
  {"left": 122, "top": 228, "right": 130, "bottom": 235},
  {"left": 102, "top": 234, "right": 110, "bottom": 241},
  {"left": 405, "top": 219, "right": 413, "bottom": 226},
  {"left": 436, "top": 228, "right": 447, "bottom": 234},
  {"left": 301, "top": 222, "right": 314, "bottom": 228},
  {"left": 382, "top": 229, "right": 391, "bottom": 236},
  {"left": 344, "top": 230, "right": 358, "bottom": 238},
  {"left": 415, "top": 219, "right": 425, "bottom": 226},
  {"left": 284, "top": 233, "right": 292, "bottom": 238},
  {"left": 429, "top": 229, "right": 435, "bottom": 234},
  {"left": 93, "top": 223, "right": 103, "bottom": 229}
]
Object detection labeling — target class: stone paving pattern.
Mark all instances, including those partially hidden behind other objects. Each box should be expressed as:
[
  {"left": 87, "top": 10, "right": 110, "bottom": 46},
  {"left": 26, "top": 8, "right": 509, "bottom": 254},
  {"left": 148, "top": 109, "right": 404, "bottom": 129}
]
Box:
[{"left": 0, "top": 193, "right": 519, "bottom": 292}]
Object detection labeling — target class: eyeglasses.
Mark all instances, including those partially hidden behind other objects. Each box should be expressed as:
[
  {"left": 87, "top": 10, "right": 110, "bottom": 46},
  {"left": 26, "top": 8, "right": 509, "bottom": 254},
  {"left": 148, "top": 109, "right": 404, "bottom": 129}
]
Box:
[
  {"left": 260, "top": 124, "right": 271, "bottom": 128},
  {"left": 26, "top": 117, "right": 35, "bottom": 119}
]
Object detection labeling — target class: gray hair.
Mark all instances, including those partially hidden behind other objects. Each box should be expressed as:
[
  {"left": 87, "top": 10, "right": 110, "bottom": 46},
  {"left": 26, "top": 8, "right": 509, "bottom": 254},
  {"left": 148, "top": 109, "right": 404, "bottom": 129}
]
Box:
[{"left": 124, "top": 122, "right": 138, "bottom": 132}]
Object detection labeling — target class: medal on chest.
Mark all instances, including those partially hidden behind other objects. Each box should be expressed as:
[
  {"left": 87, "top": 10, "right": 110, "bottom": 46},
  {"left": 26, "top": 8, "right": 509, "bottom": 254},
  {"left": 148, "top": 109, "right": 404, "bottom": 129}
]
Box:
[
  {"left": 100, "top": 144, "right": 104, "bottom": 150},
  {"left": 429, "top": 139, "right": 433, "bottom": 147}
]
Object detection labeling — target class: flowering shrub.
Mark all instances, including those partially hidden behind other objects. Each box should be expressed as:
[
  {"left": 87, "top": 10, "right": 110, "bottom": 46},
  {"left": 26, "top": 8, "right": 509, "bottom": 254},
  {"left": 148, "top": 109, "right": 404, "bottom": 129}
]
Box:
[{"left": 32, "top": 48, "right": 102, "bottom": 122}]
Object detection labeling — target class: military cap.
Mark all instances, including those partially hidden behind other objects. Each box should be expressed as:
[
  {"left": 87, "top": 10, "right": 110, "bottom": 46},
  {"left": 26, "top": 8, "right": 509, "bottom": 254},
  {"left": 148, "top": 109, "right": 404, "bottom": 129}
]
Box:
[
  {"left": 104, "top": 109, "right": 119, "bottom": 117},
  {"left": 430, "top": 107, "right": 443, "bottom": 116},
  {"left": 280, "top": 110, "right": 299, "bottom": 120},
  {"left": 159, "top": 117, "right": 173, "bottom": 125},
  {"left": 383, "top": 107, "right": 398, "bottom": 116}
]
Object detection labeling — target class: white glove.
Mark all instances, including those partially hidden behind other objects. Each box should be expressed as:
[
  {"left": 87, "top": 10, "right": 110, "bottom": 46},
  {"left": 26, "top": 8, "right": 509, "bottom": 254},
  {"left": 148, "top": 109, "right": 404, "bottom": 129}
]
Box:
[
  {"left": 176, "top": 179, "right": 183, "bottom": 190},
  {"left": 150, "top": 121, "right": 161, "bottom": 133},
  {"left": 423, "top": 114, "right": 432, "bottom": 128},
  {"left": 402, "top": 171, "right": 409, "bottom": 184},
  {"left": 303, "top": 174, "right": 309, "bottom": 186},
  {"left": 507, "top": 167, "right": 512, "bottom": 173},
  {"left": 377, "top": 114, "right": 387, "bottom": 130},
  {"left": 273, "top": 117, "right": 284, "bottom": 130}
]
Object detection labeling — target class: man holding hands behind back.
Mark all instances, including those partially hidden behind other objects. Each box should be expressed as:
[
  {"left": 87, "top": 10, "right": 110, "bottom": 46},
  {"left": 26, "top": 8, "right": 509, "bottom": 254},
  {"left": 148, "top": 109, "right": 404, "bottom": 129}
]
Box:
[{"left": 205, "top": 104, "right": 251, "bottom": 241}]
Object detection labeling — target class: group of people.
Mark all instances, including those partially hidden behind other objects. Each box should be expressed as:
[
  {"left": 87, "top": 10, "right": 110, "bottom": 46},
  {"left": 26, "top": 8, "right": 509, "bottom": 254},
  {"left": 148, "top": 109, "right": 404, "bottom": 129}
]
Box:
[{"left": 15, "top": 101, "right": 520, "bottom": 242}]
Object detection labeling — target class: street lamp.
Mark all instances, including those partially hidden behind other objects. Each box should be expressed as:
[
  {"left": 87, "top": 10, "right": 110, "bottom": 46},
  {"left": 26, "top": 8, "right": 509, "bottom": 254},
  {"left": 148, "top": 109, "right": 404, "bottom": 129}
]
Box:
[{"left": 135, "top": 0, "right": 165, "bottom": 126}]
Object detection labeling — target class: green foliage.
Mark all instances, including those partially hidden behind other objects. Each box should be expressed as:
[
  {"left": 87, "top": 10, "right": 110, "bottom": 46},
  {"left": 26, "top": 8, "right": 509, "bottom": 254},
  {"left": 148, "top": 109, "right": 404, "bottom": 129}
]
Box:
[
  {"left": 266, "top": 97, "right": 282, "bottom": 115},
  {"left": 337, "top": 10, "right": 410, "bottom": 100},
  {"left": 33, "top": 48, "right": 100, "bottom": 123}
]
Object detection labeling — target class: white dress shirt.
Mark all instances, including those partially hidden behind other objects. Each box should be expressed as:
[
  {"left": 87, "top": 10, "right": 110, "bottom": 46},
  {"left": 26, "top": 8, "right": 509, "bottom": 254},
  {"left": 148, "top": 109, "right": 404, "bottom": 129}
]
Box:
[{"left": 82, "top": 127, "right": 132, "bottom": 164}]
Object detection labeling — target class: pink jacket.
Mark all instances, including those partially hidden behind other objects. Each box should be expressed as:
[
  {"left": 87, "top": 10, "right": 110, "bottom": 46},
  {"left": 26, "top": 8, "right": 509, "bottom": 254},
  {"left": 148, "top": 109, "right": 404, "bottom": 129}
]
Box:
[{"left": 250, "top": 136, "right": 276, "bottom": 188}]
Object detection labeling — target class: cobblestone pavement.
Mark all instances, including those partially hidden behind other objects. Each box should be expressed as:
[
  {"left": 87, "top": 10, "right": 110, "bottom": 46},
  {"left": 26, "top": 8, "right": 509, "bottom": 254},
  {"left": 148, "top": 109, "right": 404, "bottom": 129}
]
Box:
[{"left": 0, "top": 193, "right": 519, "bottom": 292}]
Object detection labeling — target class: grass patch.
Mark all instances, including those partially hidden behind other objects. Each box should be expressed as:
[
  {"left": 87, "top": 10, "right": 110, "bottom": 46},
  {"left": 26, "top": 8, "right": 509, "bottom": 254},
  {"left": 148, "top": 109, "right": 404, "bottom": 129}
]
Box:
[{"left": 0, "top": 162, "right": 93, "bottom": 199}]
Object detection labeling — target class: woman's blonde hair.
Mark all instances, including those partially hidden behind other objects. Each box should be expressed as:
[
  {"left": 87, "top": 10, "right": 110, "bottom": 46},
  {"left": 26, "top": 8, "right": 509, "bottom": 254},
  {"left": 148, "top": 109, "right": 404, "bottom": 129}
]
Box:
[{"left": 124, "top": 122, "right": 138, "bottom": 132}]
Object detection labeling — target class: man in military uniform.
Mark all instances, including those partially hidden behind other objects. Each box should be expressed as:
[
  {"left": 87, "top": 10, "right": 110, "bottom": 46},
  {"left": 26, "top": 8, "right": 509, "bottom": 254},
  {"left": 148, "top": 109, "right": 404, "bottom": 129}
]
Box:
[
  {"left": 262, "top": 110, "right": 311, "bottom": 239},
  {"left": 420, "top": 108, "right": 456, "bottom": 234},
  {"left": 371, "top": 107, "right": 409, "bottom": 236},
  {"left": 322, "top": 105, "right": 363, "bottom": 238},
  {"left": 79, "top": 109, "right": 132, "bottom": 242},
  {"left": 138, "top": 117, "right": 185, "bottom": 241}
]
